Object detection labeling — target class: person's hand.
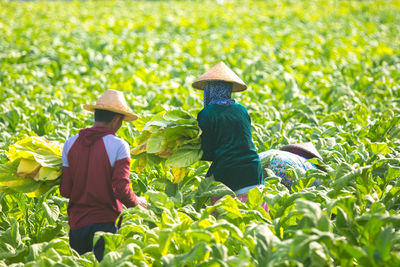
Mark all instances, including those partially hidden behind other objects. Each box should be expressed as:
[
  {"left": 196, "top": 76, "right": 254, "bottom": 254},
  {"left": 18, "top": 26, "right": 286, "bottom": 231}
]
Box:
[{"left": 137, "top": 196, "right": 148, "bottom": 208}]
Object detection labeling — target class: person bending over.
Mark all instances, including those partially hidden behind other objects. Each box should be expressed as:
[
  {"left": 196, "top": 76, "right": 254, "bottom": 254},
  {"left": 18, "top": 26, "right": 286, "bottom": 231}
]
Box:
[{"left": 192, "top": 62, "right": 267, "bottom": 211}]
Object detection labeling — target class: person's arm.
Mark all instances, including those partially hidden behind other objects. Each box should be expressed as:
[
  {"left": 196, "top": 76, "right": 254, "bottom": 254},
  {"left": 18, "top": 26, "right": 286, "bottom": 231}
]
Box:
[
  {"left": 111, "top": 157, "right": 139, "bottom": 208},
  {"left": 111, "top": 141, "right": 148, "bottom": 208},
  {"left": 60, "top": 167, "right": 72, "bottom": 198},
  {"left": 60, "top": 142, "right": 72, "bottom": 198},
  {"left": 197, "top": 111, "right": 215, "bottom": 161}
]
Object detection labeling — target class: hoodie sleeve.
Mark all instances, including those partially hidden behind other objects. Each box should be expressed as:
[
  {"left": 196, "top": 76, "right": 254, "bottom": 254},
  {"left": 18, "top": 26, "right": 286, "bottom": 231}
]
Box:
[
  {"left": 60, "top": 167, "right": 72, "bottom": 198},
  {"left": 111, "top": 143, "right": 138, "bottom": 208},
  {"left": 60, "top": 137, "right": 76, "bottom": 198}
]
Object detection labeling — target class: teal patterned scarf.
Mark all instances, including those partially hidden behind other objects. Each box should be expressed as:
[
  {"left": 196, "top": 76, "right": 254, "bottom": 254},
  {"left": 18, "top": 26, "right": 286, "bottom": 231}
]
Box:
[{"left": 203, "top": 81, "right": 235, "bottom": 107}]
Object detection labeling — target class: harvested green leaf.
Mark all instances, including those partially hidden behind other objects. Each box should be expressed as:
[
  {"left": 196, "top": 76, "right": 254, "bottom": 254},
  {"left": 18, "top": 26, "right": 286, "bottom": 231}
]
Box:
[
  {"left": 0, "top": 137, "right": 62, "bottom": 196},
  {"left": 131, "top": 109, "right": 203, "bottom": 174}
]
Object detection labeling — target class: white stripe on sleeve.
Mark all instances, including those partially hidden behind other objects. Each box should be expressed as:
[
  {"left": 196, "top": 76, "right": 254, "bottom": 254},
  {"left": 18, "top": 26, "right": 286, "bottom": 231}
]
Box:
[
  {"left": 62, "top": 134, "right": 79, "bottom": 167},
  {"left": 103, "top": 135, "right": 130, "bottom": 167}
]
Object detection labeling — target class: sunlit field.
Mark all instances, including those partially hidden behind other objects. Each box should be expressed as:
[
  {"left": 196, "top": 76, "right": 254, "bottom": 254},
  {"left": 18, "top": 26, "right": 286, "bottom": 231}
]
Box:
[{"left": 0, "top": 0, "right": 399, "bottom": 265}]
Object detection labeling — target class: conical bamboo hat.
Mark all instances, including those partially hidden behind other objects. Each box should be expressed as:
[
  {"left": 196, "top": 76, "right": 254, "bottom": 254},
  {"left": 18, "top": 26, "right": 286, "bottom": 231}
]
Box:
[
  {"left": 83, "top": 89, "right": 138, "bottom": 121},
  {"left": 192, "top": 62, "right": 247, "bottom": 92},
  {"left": 280, "top": 142, "right": 323, "bottom": 160}
]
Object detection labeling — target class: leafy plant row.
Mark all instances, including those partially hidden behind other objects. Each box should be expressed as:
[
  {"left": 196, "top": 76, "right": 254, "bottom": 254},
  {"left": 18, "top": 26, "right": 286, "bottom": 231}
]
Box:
[{"left": 0, "top": 0, "right": 399, "bottom": 266}]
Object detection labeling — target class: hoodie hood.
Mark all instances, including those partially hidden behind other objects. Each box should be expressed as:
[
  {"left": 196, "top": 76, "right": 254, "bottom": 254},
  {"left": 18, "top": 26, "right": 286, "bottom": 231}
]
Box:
[{"left": 78, "top": 127, "right": 115, "bottom": 146}]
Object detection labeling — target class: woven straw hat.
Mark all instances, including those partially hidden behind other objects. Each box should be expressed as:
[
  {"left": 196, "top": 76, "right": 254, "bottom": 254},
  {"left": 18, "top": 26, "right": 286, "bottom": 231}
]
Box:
[
  {"left": 192, "top": 62, "right": 247, "bottom": 92},
  {"left": 280, "top": 142, "right": 322, "bottom": 160},
  {"left": 83, "top": 89, "right": 138, "bottom": 121}
]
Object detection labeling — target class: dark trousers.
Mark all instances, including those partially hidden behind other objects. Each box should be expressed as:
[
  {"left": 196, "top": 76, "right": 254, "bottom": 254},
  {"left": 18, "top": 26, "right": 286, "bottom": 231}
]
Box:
[{"left": 69, "top": 222, "right": 117, "bottom": 262}]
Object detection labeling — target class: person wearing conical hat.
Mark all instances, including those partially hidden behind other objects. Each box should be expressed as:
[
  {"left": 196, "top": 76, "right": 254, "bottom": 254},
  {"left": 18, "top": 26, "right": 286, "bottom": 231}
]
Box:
[
  {"left": 193, "top": 62, "right": 266, "bottom": 210},
  {"left": 259, "top": 142, "right": 324, "bottom": 190},
  {"left": 60, "top": 89, "right": 147, "bottom": 262}
]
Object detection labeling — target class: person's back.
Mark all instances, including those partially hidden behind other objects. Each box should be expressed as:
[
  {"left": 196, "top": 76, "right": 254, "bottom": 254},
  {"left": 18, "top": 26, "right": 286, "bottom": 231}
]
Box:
[
  {"left": 259, "top": 143, "right": 323, "bottom": 189},
  {"left": 62, "top": 127, "right": 134, "bottom": 229},
  {"left": 198, "top": 102, "right": 263, "bottom": 191}
]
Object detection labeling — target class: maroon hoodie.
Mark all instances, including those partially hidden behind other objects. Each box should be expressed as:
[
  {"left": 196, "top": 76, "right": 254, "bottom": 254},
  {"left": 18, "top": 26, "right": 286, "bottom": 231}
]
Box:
[{"left": 60, "top": 127, "right": 138, "bottom": 230}]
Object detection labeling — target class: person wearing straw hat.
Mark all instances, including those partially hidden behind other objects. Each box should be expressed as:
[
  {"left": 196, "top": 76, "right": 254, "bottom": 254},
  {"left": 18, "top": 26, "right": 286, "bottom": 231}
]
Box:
[
  {"left": 259, "top": 142, "right": 324, "bottom": 190},
  {"left": 60, "top": 89, "right": 147, "bottom": 262},
  {"left": 193, "top": 62, "right": 266, "bottom": 211}
]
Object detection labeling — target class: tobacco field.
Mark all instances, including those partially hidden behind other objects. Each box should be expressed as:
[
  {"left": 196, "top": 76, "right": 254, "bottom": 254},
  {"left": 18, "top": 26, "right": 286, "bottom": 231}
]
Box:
[{"left": 0, "top": 0, "right": 399, "bottom": 266}]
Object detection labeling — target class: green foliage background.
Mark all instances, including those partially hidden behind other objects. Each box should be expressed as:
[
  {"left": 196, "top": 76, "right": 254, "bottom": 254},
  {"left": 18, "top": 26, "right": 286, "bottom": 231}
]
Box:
[{"left": 0, "top": 0, "right": 399, "bottom": 266}]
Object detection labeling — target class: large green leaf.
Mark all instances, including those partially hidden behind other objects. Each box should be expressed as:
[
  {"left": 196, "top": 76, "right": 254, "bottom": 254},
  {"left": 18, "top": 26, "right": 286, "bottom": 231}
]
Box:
[
  {"left": 0, "top": 163, "right": 41, "bottom": 193},
  {"left": 146, "top": 131, "right": 165, "bottom": 154},
  {"left": 163, "top": 109, "right": 197, "bottom": 124},
  {"left": 165, "top": 148, "right": 203, "bottom": 167},
  {"left": 332, "top": 163, "right": 370, "bottom": 191},
  {"left": 0, "top": 221, "right": 26, "bottom": 260}
]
